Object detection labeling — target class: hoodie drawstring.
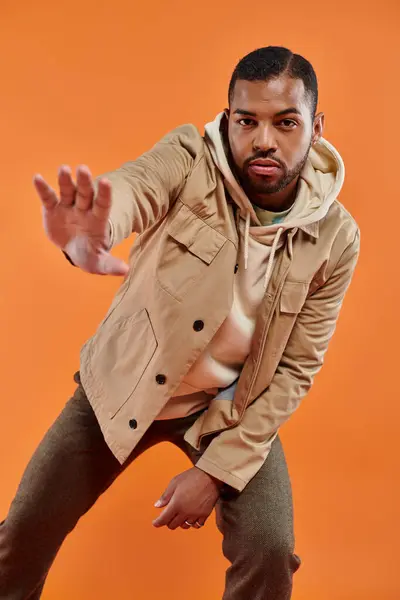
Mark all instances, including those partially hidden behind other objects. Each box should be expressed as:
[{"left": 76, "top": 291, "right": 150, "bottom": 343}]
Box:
[
  {"left": 236, "top": 210, "right": 251, "bottom": 270},
  {"left": 244, "top": 212, "right": 250, "bottom": 270},
  {"left": 237, "top": 211, "right": 284, "bottom": 291},
  {"left": 263, "top": 227, "right": 284, "bottom": 291},
  {"left": 236, "top": 209, "right": 250, "bottom": 270}
]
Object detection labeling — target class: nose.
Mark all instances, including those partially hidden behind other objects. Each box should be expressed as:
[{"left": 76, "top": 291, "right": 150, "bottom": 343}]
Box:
[{"left": 253, "top": 125, "right": 278, "bottom": 153}]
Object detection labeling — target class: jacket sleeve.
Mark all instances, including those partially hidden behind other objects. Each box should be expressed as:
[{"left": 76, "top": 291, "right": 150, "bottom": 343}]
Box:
[
  {"left": 64, "top": 124, "right": 204, "bottom": 265},
  {"left": 93, "top": 124, "right": 204, "bottom": 248},
  {"left": 195, "top": 228, "right": 361, "bottom": 492}
]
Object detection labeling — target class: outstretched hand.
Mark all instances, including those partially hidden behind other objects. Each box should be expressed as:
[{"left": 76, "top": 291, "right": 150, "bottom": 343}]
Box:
[
  {"left": 33, "top": 165, "right": 129, "bottom": 276},
  {"left": 153, "top": 467, "right": 222, "bottom": 530}
]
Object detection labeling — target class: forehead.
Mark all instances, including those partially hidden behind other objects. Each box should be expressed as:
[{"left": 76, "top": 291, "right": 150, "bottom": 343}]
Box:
[{"left": 231, "top": 77, "right": 309, "bottom": 116}]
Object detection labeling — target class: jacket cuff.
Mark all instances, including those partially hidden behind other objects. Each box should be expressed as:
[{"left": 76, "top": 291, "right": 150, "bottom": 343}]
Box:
[
  {"left": 195, "top": 455, "right": 246, "bottom": 492},
  {"left": 107, "top": 218, "right": 115, "bottom": 250}
]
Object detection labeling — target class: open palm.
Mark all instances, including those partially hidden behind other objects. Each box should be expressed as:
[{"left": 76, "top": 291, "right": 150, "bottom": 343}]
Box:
[{"left": 33, "top": 165, "right": 128, "bottom": 276}]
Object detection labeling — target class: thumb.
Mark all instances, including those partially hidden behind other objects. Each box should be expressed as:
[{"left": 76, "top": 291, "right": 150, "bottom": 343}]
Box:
[
  {"left": 154, "top": 480, "right": 176, "bottom": 508},
  {"left": 99, "top": 254, "right": 129, "bottom": 277}
]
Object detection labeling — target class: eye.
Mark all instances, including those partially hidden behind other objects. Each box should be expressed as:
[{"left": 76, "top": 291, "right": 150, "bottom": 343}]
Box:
[
  {"left": 238, "top": 118, "right": 256, "bottom": 127},
  {"left": 279, "top": 119, "right": 297, "bottom": 129}
]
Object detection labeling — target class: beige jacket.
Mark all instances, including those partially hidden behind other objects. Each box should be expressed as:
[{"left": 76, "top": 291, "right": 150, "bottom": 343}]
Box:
[{"left": 79, "top": 123, "right": 360, "bottom": 492}]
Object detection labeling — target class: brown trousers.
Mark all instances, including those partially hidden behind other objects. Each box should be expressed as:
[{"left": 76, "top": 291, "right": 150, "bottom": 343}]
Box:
[{"left": 0, "top": 378, "right": 301, "bottom": 599}]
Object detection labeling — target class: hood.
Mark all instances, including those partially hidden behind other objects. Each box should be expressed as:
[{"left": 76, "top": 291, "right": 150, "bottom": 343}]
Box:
[{"left": 204, "top": 112, "right": 345, "bottom": 290}]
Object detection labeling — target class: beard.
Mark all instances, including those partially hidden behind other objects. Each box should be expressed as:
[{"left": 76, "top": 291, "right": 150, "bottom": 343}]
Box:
[{"left": 237, "top": 141, "right": 312, "bottom": 197}]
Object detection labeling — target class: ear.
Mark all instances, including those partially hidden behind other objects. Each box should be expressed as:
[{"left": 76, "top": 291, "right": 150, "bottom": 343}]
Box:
[
  {"left": 312, "top": 112, "right": 325, "bottom": 145},
  {"left": 224, "top": 107, "right": 230, "bottom": 119}
]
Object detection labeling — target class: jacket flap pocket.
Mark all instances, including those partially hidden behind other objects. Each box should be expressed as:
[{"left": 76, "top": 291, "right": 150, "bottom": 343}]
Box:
[
  {"left": 88, "top": 308, "right": 158, "bottom": 420},
  {"left": 280, "top": 281, "right": 309, "bottom": 314},
  {"left": 167, "top": 204, "right": 226, "bottom": 265}
]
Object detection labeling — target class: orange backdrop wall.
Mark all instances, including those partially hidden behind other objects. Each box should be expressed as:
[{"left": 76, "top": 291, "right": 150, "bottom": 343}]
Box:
[{"left": 0, "top": 1, "right": 398, "bottom": 599}]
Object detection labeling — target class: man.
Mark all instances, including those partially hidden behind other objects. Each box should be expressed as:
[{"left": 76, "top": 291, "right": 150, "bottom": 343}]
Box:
[{"left": 0, "top": 46, "right": 359, "bottom": 599}]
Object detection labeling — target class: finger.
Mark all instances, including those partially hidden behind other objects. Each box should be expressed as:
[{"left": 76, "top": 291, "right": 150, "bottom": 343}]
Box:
[
  {"left": 58, "top": 165, "right": 76, "bottom": 206},
  {"left": 33, "top": 175, "right": 58, "bottom": 210},
  {"left": 180, "top": 522, "right": 191, "bottom": 530},
  {"left": 97, "top": 253, "right": 129, "bottom": 277},
  {"left": 168, "top": 514, "right": 187, "bottom": 531},
  {"left": 154, "top": 480, "right": 176, "bottom": 509},
  {"left": 75, "top": 165, "right": 94, "bottom": 211},
  {"left": 92, "top": 178, "right": 112, "bottom": 221},
  {"left": 195, "top": 517, "right": 207, "bottom": 528},
  {"left": 185, "top": 517, "right": 202, "bottom": 529},
  {"left": 153, "top": 505, "right": 177, "bottom": 528}
]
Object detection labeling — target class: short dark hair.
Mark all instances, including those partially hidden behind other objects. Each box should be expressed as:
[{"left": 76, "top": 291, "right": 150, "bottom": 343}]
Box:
[{"left": 228, "top": 46, "right": 318, "bottom": 118}]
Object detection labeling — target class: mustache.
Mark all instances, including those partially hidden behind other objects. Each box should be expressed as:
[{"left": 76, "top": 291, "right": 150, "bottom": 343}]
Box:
[{"left": 244, "top": 152, "right": 285, "bottom": 169}]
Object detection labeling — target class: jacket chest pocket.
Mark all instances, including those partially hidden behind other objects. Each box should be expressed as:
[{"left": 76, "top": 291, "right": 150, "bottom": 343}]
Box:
[
  {"left": 280, "top": 281, "right": 309, "bottom": 314},
  {"left": 156, "top": 203, "right": 226, "bottom": 301},
  {"left": 272, "top": 280, "right": 309, "bottom": 356}
]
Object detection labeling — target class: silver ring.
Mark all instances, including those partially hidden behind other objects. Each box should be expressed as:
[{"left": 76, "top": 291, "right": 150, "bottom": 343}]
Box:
[{"left": 184, "top": 520, "right": 203, "bottom": 528}]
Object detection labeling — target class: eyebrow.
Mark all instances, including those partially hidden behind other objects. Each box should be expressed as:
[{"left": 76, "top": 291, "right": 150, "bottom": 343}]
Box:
[
  {"left": 234, "top": 107, "right": 302, "bottom": 117},
  {"left": 276, "top": 107, "right": 302, "bottom": 117}
]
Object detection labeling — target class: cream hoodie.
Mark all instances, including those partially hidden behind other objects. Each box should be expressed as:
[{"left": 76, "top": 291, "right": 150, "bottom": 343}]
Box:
[{"left": 156, "top": 112, "right": 345, "bottom": 419}]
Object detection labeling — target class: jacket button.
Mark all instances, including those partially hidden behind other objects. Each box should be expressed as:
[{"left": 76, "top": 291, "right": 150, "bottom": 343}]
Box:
[
  {"left": 234, "top": 264, "right": 239, "bottom": 273},
  {"left": 129, "top": 419, "right": 137, "bottom": 430},
  {"left": 156, "top": 374, "right": 167, "bottom": 385},
  {"left": 193, "top": 320, "right": 204, "bottom": 332}
]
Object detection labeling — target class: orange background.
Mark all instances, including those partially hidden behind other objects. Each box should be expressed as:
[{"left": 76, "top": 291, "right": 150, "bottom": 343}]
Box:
[{"left": 0, "top": 1, "right": 398, "bottom": 599}]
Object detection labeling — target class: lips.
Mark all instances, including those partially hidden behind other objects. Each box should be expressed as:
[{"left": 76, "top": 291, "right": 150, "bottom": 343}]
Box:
[
  {"left": 250, "top": 158, "right": 281, "bottom": 168},
  {"left": 249, "top": 159, "right": 281, "bottom": 177},
  {"left": 248, "top": 158, "right": 282, "bottom": 176}
]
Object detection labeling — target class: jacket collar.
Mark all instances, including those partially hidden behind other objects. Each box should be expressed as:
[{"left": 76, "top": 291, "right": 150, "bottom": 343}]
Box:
[{"left": 298, "top": 221, "right": 320, "bottom": 238}]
